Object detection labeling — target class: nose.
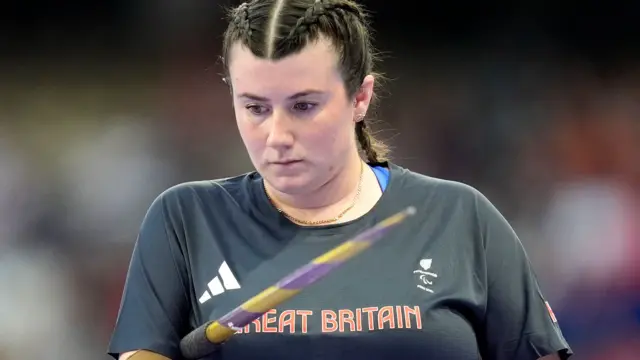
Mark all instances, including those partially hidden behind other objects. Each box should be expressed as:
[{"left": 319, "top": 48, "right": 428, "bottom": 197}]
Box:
[{"left": 265, "top": 109, "right": 295, "bottom": 149}]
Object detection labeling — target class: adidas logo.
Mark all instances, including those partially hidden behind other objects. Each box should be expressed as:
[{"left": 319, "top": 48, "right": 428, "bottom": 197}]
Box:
[{"left": 198, "top": 261, "right": 241, "bottom": 304}]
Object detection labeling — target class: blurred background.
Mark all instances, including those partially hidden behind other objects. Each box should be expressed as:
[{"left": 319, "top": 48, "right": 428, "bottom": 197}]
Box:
[{"left": 1, "top": 0, "right": 639, "bottom": 359}]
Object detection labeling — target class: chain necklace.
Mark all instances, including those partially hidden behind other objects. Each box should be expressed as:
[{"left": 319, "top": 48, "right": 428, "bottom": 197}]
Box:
[{"left": 265, "top": 161, "right": 364, "bottom": 225}]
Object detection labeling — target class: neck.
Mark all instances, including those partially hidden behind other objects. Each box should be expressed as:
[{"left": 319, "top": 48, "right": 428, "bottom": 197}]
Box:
[{"left": 264, "top": 152, "right": 365, "bottom": 222}]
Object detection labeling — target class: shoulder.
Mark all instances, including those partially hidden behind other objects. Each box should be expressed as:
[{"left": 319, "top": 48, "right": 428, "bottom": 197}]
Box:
[
  {"left": 148, "top": 172, "right": 258, "bottom": 217},
  {"left": 391, "top": 164, "right": 502, "bottom": 230},
  {"left": 392, "top": 164, "right": 488, "bottom": 208},
  {"left": 157, "top": 172, "right": 256, "bottom": 203}
]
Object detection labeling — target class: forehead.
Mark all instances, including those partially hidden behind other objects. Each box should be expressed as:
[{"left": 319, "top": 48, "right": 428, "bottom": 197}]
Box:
[{"left": 228, "top": 39, "right": 343, "bottom": 95}]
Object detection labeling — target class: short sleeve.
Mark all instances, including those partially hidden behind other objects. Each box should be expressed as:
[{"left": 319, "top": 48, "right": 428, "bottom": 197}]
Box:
[
  {"left": 475, "top": 192, "right": 572, "bottom": 360},
  {"left": 107, "top": 192, "right": 190, "bottom": 359}
]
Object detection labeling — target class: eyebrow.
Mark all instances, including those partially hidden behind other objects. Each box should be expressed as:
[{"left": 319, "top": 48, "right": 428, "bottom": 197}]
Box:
[{"left": 237, "top": 90, "right": 325, "bottom": 101}]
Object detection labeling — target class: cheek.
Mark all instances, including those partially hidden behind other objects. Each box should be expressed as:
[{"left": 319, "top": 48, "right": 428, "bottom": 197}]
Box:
[
  {"left": 307, "top": 113, "right": 353, "bottom": 155},
  {"left": 236, "top": 116, "right": 264, "bottom": 153}
]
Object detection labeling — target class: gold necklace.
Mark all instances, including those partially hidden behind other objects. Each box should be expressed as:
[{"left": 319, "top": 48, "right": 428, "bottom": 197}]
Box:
[{"left": 265, "top": 161, "right": 364, "bottom": 225}]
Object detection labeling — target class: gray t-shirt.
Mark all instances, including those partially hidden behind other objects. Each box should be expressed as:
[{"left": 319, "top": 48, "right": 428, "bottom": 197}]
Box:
[{"left": 108, "top": 163, "right": 572, "bottom": 360}]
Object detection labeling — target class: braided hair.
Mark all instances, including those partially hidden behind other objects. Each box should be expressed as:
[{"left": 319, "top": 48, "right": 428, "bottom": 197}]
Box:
[{"left": 222, "top": 0, "right": 389, "bottom": 163}]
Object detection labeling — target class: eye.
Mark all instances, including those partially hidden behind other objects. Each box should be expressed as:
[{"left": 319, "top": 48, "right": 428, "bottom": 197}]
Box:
[
  {"left": 245, "top": 104, "right": 269, "bottom": 115},
  {"left": 292, "top": 102, "right": 317, "bottom": 112}
]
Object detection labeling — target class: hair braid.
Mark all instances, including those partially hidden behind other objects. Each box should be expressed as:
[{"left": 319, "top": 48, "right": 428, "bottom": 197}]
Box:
[
  {"left": 233, "top": 2, "right": 253, "bottom": 38},
  {"left": 355, "top": 120, "right": 380, "bottom": 163},
  {"left": 287, "top": 0, "right": 324, "bottom": 38},
  {"left": 287, "top": 0, "right": 364, "bottom": 40}
]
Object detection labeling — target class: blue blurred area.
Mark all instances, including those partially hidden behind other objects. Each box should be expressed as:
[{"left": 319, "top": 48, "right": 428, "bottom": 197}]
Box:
[{"left": 0, "top": 1, "right": 639, "bottom": 359}]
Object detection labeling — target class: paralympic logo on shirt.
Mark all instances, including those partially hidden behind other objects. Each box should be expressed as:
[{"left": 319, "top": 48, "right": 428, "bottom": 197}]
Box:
[{"left": 234, "top": 305, "right": 423, "bottom": 334}]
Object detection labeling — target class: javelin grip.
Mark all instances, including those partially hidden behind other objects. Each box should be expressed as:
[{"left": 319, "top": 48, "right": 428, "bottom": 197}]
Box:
[{"left": 180, "top": 320, "right": 218, "bottom": 359}]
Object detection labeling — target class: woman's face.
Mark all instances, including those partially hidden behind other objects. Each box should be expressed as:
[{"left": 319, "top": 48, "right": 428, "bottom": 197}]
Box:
[{"left": 228, "top": 38, "right": 374, "bottom": 195}]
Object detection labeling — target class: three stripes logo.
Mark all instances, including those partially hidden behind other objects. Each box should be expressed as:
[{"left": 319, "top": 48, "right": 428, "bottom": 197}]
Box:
[{"left": 198, "top": 261, "right": 241, "bottom": 304}]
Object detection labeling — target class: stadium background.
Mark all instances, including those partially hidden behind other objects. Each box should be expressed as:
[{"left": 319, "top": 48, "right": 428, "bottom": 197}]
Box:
[{"left": 0, "top": 1, "right": 638, "bottom": 358}]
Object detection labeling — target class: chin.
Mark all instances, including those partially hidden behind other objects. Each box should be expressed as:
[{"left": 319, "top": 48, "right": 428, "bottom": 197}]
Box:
[{"left": 264, "top": 173, "right": 316, "bottom": 195}]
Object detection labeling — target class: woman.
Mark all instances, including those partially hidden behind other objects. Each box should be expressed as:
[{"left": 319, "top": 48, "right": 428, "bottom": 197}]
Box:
[{"left": 108, "top": 0, "right": 572, "bottom": 359}]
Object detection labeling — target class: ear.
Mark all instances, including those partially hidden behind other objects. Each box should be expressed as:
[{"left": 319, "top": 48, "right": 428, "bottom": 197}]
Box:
[{"left": 353, "top": 74, "right": 375, "bottom": 122}]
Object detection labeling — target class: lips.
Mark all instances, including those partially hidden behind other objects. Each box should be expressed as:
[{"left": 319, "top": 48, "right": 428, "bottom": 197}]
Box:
[{"left": 271, "top": 160, "right": 302, "bottom": 165}]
